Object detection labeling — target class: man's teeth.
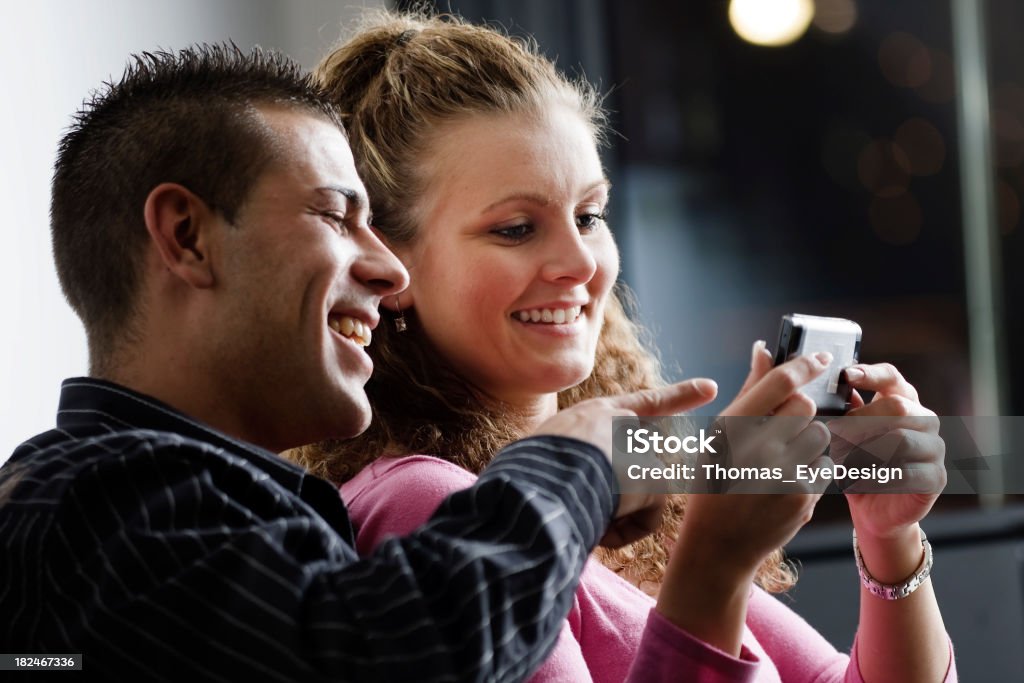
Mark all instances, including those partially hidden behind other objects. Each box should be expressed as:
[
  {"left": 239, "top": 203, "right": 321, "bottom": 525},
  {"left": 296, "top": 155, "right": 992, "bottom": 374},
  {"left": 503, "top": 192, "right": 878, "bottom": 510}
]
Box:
[
  {"left": 328, "top": 315, "right": 371, "bottom": 346},
  {"left": 515, "top": 306, "right": 582, "bottom": 324}
]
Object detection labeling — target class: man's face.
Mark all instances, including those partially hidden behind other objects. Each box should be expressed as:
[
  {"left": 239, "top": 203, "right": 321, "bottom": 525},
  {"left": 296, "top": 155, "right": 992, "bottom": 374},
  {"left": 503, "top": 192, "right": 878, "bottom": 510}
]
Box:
[{"left": 206, "top": 107, "right": 407, "bottom": 451}]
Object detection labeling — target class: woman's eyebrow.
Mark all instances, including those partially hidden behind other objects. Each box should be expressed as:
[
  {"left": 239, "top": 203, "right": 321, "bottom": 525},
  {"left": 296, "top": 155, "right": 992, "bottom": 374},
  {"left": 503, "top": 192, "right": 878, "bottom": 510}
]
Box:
[{"left": 481, "top": 180, "right": 612, "bottom": 214}]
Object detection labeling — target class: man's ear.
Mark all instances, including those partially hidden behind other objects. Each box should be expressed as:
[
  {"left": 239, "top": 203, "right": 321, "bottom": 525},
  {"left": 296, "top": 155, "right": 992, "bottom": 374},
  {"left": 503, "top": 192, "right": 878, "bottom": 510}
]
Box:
[{"left": 143, "top": 182, "right": 218, "bottom": 289}]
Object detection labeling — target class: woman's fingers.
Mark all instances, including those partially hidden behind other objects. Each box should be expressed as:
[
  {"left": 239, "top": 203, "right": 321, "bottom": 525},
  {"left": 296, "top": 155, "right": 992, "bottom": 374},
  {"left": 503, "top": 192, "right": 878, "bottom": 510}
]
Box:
[
  {"left": 847, "top": 387, "right": 865, "bottom": 410},
  {"left": 844, "top": 362, "right": 919, "bottom": 402},
  {"left": 831, "top": 395, "right": 939, "bottom": 445},
  {"left": 787, "top": 419, "right": 831, "bottom": 454},
  {"left": 773, "top": 392, "right": 817, "bottom": 417},
  {"left": 724, "top": 352, "right": 832, "bottom": 417},
  {"left": 737, "top": 340, "right": 774, "bottom": 396}
]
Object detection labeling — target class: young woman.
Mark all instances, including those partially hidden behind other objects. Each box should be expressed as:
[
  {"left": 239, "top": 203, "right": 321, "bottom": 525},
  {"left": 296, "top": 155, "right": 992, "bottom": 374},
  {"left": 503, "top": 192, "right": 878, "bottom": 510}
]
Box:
[{"left": 291, "top": 11, "right": 955, "bottom": 682}]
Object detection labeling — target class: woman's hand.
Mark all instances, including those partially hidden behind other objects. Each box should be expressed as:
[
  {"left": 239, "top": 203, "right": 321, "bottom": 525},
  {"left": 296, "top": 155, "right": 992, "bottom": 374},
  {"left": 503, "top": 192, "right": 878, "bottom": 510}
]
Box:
[
  {"left": 655, "top": 344, "right": 833, "bottom": 655},
  {"left": 679, "top": 345, "right": 834, "bottom": 578},
  {"left": 832, "top": 365, "right": 953, "bottom": 683},
  {"left": 829, "top": 363, "right": 946, "bottom": 540}
]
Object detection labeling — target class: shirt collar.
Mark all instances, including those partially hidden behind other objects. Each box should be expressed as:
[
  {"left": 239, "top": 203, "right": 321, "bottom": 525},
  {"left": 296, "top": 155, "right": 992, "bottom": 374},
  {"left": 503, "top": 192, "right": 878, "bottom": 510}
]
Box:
[{"left": 56, "top": 376, "right": 308, "bottom": 490}]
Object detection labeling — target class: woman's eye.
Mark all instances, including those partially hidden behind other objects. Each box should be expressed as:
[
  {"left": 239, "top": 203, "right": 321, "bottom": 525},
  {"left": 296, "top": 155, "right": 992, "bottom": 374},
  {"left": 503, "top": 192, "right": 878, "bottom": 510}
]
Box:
[
  {"left": 491, "top": 224, "right": 533, "bottom": 242},
  {"left": 576, "top": 210, "right": 607, "bottom": 232}
]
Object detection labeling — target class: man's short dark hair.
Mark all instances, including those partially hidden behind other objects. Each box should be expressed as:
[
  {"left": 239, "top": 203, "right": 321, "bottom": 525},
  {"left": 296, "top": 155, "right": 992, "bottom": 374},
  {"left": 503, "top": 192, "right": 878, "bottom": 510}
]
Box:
[{"left": 51, "top": 43, "right": 344, "bottom": 371}]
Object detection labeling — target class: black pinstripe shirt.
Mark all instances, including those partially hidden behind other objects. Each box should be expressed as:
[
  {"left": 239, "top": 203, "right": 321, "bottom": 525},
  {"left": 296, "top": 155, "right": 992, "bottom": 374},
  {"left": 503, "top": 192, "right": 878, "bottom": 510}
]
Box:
[{"left": 0, "top": 378, "right": 615, "bottom": 682}]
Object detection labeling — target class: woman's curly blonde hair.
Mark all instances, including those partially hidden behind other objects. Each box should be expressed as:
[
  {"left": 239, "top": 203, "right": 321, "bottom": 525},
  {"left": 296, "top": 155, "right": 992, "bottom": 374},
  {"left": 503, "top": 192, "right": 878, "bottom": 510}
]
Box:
[{"left": 288, "top": 9, "right": 795, "bottom": 594}]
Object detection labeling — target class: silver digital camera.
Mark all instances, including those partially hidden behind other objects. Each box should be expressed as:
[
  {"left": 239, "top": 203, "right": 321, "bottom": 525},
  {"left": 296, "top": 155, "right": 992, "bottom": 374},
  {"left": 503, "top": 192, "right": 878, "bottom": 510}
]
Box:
[{"left": 773, "top": 313, "right": 862, "bottom": 416}]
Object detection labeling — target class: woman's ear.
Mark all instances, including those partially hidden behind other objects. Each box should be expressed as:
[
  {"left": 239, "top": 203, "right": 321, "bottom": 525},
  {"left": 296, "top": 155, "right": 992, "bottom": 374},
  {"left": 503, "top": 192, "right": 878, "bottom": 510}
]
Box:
[{"left": 143, "top": 182, "right": 219, "bottom": 289}]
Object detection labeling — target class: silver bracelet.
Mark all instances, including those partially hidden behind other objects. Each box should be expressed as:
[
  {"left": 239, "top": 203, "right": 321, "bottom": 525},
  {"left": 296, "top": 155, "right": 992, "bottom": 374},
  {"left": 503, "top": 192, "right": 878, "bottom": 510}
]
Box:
[{"left": 852, "top": 528, "right": 933, "bottom": 600}]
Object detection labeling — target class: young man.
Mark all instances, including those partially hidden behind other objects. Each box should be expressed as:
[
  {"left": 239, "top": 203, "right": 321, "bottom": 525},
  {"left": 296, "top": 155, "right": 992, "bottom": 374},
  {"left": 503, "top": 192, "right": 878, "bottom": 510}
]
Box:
[{"left": 0, "top": 45, "right": 715, "bottom": 680}]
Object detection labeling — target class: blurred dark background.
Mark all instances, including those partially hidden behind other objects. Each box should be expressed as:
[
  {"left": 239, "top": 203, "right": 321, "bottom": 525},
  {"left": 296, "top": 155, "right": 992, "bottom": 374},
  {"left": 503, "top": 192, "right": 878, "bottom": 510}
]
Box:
[{"left": 408, "top": 0, "right": 1024, "bottom": 676}]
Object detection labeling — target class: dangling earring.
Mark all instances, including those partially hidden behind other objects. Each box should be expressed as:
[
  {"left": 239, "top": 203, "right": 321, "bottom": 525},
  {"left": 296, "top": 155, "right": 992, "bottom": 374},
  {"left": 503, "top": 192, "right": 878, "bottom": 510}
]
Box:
[{"left": 394, "top": 295, "right": 407, "bottom": 332}]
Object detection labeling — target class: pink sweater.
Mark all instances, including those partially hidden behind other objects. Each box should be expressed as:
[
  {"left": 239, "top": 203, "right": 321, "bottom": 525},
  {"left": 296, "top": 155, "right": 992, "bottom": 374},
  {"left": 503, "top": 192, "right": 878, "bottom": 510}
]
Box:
[{"left": 342, "top": 455, "right": 955, "bottom": 682}]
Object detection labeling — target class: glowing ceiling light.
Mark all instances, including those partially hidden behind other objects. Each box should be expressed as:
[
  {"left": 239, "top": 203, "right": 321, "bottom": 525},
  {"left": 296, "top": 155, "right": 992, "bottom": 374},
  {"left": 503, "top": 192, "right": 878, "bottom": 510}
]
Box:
[
  {"left": 814, "top": 0, "right": 858, "bottom": 35},
  {"left": 729, "top": 0, "right": 815, "bottom": 47}
]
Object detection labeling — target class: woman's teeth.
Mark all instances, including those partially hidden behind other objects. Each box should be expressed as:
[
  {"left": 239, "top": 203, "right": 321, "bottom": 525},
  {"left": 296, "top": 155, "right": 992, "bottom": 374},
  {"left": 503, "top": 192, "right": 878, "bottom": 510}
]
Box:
[
  {"left": 329, "top": 315, "right": 371, "bottom": 346},
  {"left": 514, "top": 306, "right": 582, "bottom": 324}
]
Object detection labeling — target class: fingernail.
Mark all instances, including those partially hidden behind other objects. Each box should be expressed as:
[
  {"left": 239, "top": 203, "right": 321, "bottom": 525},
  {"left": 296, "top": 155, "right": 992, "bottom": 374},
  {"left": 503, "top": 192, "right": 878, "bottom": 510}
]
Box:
[
  {"left": 844, "top": 366, "right": 864, "bottom": 381},
  {"left": 693, "top": 379, "right": 718, "bottom": 396},
  {"left": 814, "top": 351, "right": 833, "bottom": 366},
  {"left": 752, "top": 340, "right": 767, "bottom": 364}
]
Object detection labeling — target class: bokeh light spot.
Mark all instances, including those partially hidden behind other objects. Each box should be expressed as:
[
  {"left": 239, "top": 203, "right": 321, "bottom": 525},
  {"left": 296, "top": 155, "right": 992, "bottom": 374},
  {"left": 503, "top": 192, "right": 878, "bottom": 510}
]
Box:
[
  {"left": 729, "top": 0, "right": 814, "bottom": 47},
  {"left": 894, "top": 118, "right": 946, "bottom": 176},
  {"left": 879, "top": 32, "right": 931, "bottom": 88},
  {"left": 914, "top": 49, "right": 955, "bottom": 104},
  {"left": 858, "top": 139, "right": 912, "bottom": 197},
  {"left": 813, "top": 0, "right": 857, "bottom": 34},
  {"left": 870, "top": 193, "right": 923, "bottom": 245}
]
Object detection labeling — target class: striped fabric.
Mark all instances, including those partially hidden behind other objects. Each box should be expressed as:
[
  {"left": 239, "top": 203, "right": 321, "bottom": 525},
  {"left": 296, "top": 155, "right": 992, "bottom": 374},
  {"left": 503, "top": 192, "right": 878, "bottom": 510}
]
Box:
[{"left": 0, "top": 377, "right": 615, "bottom": 682}]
